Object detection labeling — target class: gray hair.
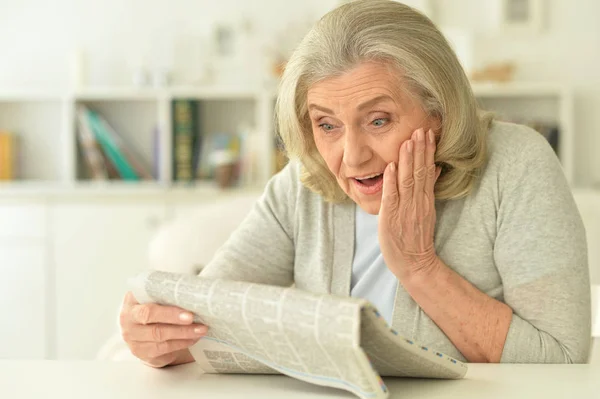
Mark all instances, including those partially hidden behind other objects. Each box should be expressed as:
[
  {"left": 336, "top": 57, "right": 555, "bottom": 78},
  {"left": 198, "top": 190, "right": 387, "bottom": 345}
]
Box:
[{"left": 276, "top": 0, "right": 492, "bottom": 202}]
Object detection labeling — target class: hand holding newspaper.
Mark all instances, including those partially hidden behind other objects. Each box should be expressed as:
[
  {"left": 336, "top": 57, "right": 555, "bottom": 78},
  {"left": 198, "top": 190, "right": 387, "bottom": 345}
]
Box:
[{"left": 129, "top": 271, "right": 467, "bottom": 399}]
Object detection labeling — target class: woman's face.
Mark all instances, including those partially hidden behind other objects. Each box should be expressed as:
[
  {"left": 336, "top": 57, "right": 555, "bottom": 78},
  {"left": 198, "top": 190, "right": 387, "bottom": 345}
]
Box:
[{"left": 307, "top": 62, "right": 437, "bottom": 215}]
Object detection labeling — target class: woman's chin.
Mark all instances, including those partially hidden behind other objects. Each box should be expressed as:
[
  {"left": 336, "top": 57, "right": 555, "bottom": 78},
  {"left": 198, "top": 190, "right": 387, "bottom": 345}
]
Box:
[{"left": 352, "top": 193, "right": 382, "bottom": 215}]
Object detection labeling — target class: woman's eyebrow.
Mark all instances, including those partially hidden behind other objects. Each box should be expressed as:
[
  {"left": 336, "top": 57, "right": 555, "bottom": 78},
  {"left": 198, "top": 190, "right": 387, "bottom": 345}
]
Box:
[
  {"left": 308, "top": 95, "right": 395, "bottom": 115},
  {"left": 357, "top": 95, "right": 395, "bottom": 111},
  {"left": 308, "top": 104, "right": 334, "bottom": 114}
]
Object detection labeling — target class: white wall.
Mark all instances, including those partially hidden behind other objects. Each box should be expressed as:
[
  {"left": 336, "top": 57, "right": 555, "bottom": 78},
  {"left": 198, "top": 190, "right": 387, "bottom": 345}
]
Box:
[
  {"left": 0, "top": 0, "right": 338, "bottom": 88},
  {"left": 1, "top": 0, "right": 599, "bottom": 185},
  {"left": 435, "top": 0, "right": 600, "bottom": 187}
]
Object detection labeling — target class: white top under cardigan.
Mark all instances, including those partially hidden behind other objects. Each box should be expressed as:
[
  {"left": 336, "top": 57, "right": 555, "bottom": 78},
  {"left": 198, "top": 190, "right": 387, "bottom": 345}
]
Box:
[{"left": 350, "top": 206, "right": 397, "bottom": 326}]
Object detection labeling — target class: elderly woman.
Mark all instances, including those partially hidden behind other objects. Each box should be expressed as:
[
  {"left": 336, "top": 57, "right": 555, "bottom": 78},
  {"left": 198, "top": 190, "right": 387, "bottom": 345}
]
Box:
[{"left": 119, "top": 0, "right": 591, "bottom": 367}]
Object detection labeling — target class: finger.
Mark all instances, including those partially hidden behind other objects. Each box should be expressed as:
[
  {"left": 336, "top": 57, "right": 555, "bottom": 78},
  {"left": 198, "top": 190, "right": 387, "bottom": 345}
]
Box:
[
  {"left": 380, "top": 162, "right": 398, "bottom": 215},
  {"left": 412, "top": 128, "right": 426, "bottom": 202},
  {"left": 143, "top": 352, "right": 178, "bottom": 368},
  {"left": 131, "top": 339, "right": 198, "bottom": 359},
  {"left": 424, "top": 129, "right": 437, "bottom": 198},
  {"left": 119, "top": 292, "right": 139, "bottom": 330},
  {"left": 131, "top": 303, "right": 194, "bottom": 326},
  {"left": 124, "top": 323, "right": 208, "bottom": 343},
  {"left": 398, "top": 138, "right": 414, "bottom": 201},
  {"left": 123, "top": 291, "right": 139, "bottom": 307}
]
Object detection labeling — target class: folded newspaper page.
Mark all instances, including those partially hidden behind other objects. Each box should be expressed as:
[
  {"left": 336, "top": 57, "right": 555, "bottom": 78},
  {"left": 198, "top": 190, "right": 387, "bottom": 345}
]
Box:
[{"left": 129, "top": 271, "right": 467, "bottom": 399}]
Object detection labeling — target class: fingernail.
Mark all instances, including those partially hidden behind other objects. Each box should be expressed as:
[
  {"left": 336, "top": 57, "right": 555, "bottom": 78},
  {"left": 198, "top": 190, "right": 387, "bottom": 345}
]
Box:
[
  {"left": 428, "top": 129, "right": 434, "bottom": 143},
  {"left": 179, "top": 312, "right": 192, "bottom": 322},
  {"left": 407, "top": 141, "right": 413, "bottom": 153},
  {"left": 194, "top": 326, "right": 207, "bottom": 335},
  {"left": 390, "top": 162, "right": 395, "bottom": 172},
  {"left": 417, "top": 129, "right": 424, "bottom": 141}
]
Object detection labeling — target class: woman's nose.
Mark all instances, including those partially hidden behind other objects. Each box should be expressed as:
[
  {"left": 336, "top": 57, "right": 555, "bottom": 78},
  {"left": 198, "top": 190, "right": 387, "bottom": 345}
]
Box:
[{"left": 342, "top": 127, "right": 371, "bottom": 168}]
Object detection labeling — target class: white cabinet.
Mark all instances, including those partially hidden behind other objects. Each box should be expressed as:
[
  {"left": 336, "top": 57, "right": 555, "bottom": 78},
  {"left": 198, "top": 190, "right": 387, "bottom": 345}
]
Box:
[
  {"left": 0, "top": 201, "right": 48, "bottom": 360},
  {"left": 0, "top": 203, "right": 47, "bottom": 239},
  {"left": 0, "top": 243, "right": 47, "bottom": 359},
  {"left": 51, "top": 202, "right": 167, "bottom": 359}
]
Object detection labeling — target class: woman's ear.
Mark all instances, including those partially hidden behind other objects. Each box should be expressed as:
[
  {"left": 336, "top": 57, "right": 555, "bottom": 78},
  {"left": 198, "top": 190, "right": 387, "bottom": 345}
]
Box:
[
  {"left": 428, "top": 116, "right": 442, "bottom": 144},
  {"left": 422, "top": 113, "right": 442, "bottom": 135},
  {"left": 430, "top": 114, "right": 442, "bottom": 133}
]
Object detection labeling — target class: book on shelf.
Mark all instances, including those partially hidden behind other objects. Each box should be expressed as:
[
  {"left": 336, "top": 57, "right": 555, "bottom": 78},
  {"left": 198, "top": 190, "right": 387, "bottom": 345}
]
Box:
[
  {"left": 76, "top": 108, "right": 109, "bottom": 180},
  {"left": 0, "top": 131, "right": 18, "bottom": 181},
  {"left": 76, "top": 105, "right": 153, "bottom": 181},
  {"left": 172, "top": 99, "right": 200, "bottom": 182},
  {"left": 197, "top": 132, "right": 243, "bottom": 183}
]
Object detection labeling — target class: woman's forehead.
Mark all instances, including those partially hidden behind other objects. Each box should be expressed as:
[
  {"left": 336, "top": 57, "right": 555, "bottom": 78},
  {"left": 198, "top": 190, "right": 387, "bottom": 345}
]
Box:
[{"left": 306, "top": 62, "right": 411, "bottom": 108}]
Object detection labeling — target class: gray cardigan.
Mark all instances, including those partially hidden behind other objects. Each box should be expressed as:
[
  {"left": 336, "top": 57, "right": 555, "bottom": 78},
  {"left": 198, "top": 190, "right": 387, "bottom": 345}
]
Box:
[{"left": 200, "top": 121, "right": 591, "bottom": 363}]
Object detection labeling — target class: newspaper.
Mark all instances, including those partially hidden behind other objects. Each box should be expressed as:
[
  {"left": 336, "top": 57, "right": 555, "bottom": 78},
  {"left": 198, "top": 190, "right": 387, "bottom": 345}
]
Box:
[{"left": 129, "top": 271, "right": 468, "bottom": 399}]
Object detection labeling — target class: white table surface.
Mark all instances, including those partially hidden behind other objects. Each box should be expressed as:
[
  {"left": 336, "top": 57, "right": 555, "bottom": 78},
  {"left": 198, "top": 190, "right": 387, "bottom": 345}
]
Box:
[{"left": 1, "top": 360, "right": 598, "bottom": 399}]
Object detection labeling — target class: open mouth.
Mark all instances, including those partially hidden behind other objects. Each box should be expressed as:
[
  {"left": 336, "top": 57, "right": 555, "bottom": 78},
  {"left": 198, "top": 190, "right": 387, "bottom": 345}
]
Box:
[{"left": 354, "top": 173, "right": 383, "bottom": 187}]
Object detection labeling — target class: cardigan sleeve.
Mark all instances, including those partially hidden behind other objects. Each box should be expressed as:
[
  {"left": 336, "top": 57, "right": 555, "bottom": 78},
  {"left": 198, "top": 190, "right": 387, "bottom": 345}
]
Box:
[
  {"left": 494, "top": 128, "right": 591, "bottom": 363},
  {"left": 198, "top": 162, "right": 297, "bottom": 287}
]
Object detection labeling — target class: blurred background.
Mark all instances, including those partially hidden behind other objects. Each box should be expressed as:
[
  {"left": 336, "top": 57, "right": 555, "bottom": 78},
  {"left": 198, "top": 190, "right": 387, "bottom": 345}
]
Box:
[{"left": 0, "top": 0, "right": 598, "bottom": 361}]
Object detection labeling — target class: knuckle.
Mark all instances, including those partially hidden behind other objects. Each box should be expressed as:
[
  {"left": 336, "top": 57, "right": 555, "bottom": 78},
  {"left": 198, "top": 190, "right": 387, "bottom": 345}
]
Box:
[
  {"left": 401, "top": 176, "right": 414, "bottom": 189},
  {"left": 414, "top": 166, "right": 427, "bottom": 180},
  {"left": 136, "top": 305, "right": 151, "bottom": 325},
  {"left": 151, "top": 325, "right": 163, "bottom": 342},
  {"left": 426, "top": 165, "right": 436, "bottom": 178}
]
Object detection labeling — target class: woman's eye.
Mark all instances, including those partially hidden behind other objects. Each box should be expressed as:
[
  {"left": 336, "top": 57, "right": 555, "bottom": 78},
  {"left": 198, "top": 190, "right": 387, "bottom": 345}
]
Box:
[
  {"left": 372, "top": 118, "right": 388, "bottom": 127},
  {"left": 319, "top": 123, "right": 335, "bottom": 132}
]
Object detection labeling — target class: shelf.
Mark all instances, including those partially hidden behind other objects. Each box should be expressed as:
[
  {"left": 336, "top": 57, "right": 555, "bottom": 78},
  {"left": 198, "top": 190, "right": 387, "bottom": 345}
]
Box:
[
  {"left": 471, "top": 82, "right": 569, "bottom": 98},
  {"left": 0, "top": 87, "right": 276, "bottom": 103},
  {"left": 71, "top": 86, "right": 276, "bottom": 102},
  {"left": 0, "top": 90, "right": 65, "bottom": 102},
  {"left": 168, "top": 86, "right": 271, "bottom": 100},
  {"left": 0, "top": 82, "right": 578, "bottom": 192},
  {"left": 73, "top": 88, "right": 160, "bottom": 101},
  {"left": 0, "top": 180, "right": 263, "bottom": 200}
]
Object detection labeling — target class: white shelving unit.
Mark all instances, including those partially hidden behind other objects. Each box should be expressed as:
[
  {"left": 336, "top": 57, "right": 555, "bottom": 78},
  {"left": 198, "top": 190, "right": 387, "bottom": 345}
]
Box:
[
  {"left": 472, "top": 82, "right": 575, "bottom": 185},
  {"left": 0, "top": 86, "right": 279, "bottom": 198},
  {"left": 0, "top": 81, "right": 577, "bottom": 197}
]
